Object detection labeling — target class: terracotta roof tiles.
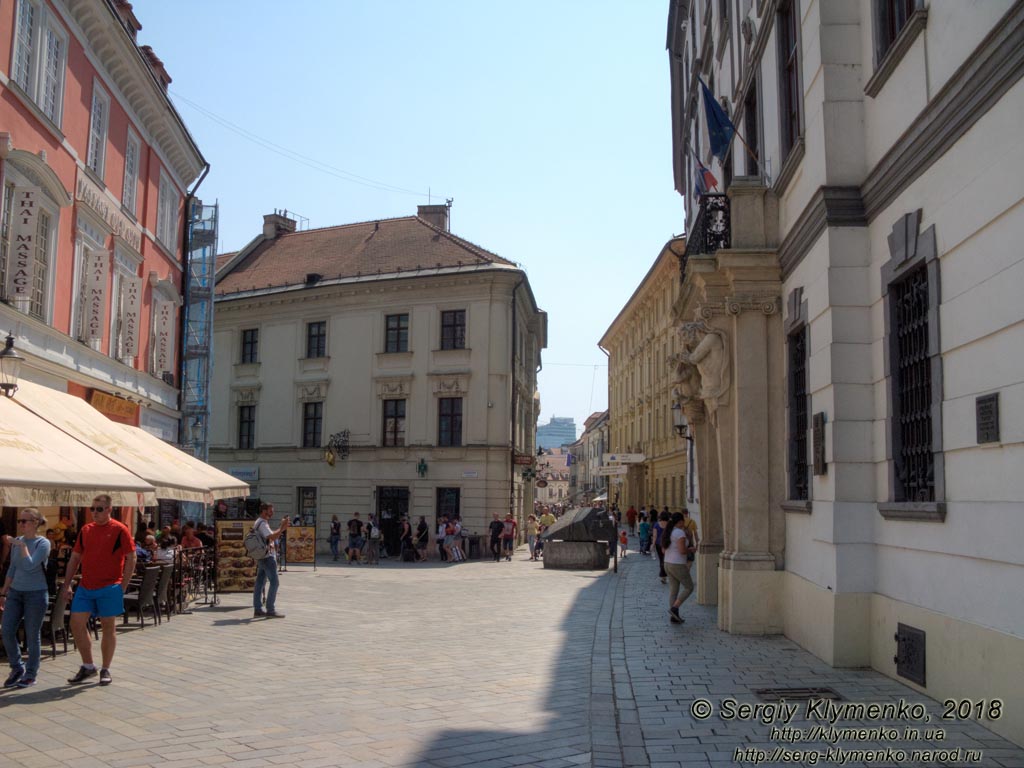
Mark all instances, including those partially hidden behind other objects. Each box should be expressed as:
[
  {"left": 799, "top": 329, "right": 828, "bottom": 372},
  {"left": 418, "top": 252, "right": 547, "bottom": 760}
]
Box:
[{"left": 216, "top": 216, "right": 516, "bottom": 295}]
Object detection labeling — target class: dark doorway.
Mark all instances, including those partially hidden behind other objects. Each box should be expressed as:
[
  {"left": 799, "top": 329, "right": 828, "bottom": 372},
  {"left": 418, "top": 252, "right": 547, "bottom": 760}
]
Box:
[{"left": 377, "top": 486, "right": 409, "bottom": 556}]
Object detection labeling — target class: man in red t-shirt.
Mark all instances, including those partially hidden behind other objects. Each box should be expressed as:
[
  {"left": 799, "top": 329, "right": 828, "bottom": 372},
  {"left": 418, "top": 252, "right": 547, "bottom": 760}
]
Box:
[
  {"left": 60, "top": 495, "right": 136, "bottom": 686},
  {"left": 500, "top": 513, "right": 518, "bottom": 562}
]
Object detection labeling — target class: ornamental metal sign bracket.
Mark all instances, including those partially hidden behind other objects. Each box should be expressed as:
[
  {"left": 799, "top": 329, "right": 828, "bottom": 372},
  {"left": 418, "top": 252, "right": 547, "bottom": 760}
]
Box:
[{"left": 324, "top": 429, "right": 350, "bottom": 466}]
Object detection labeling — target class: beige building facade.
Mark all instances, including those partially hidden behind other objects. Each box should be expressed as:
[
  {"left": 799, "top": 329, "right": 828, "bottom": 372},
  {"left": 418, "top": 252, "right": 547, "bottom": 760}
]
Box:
[
  {"left": 600, "top": 242, "right": 692, "bottom": 518},
  {"left": 211, "top": 207, "right": 546, "bottom": 555},
  {"left": 668, "top": 0, "right": 1024, "bottom": 744}
]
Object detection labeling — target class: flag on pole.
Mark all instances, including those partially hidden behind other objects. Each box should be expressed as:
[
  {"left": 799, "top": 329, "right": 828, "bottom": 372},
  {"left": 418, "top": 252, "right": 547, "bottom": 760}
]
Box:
[
  {"left": 692, "top": 150, "right": 718, "bottom": 197},
  {"left": 699, "top": 77, "right": 736, "bottom": 162}
]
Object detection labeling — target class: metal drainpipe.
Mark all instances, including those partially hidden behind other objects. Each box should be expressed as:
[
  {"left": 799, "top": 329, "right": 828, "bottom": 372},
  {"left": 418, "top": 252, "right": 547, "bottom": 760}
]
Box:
[
  {"left": 510, "top": 276, "right": 525, "bottom": 518},
  {"left": 177, "top": 162, "right": 210, "bottom": 444}
]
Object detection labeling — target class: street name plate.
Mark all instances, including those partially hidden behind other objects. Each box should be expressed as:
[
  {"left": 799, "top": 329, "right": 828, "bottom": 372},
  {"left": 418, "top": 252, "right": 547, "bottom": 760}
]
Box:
[{"left": 603, "top": 453, "right": 645, "bottom": 463}]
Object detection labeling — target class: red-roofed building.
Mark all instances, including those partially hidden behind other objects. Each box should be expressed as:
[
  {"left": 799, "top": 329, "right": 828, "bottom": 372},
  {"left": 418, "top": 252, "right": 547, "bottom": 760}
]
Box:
[{"left": 211, "top": 205, "right": 547, "bottom": 556}]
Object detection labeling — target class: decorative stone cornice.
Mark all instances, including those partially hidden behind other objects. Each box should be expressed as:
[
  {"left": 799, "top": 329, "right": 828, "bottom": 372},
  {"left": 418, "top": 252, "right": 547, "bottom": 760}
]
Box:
[
  {"left": 296, "top": 381, "right": 328, "bottom": 402},
  {"left": 60, "top": 0, "right": 205, "bottom": 187},
  {"left": 779, "top": 186, "right": 866, "bottom": 279},
  {"left": 375, "top": 376, "right": 413, "bottom": 399},
  {"left": 232, "top": 384, "right": 261, "bottom": 405}
]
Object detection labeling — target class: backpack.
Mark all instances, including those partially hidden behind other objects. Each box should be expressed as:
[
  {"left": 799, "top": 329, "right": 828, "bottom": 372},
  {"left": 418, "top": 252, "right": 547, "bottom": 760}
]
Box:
[{"left": 243, "top": 523, "right": 268, "bottom": 560}]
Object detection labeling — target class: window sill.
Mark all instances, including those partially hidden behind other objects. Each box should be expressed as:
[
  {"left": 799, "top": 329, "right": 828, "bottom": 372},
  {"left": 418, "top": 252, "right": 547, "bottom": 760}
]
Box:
[
  {"left": 377, "top": 350, "right": 413, "bottom": 358},
  {"left": 83, "top": 164, "right": 105, "bottom": 190},
  {"left": 234, "top": 361, "right": 260, "bottom": 377},
  {"left": 781, "top": 500, "right": 812, "bottom": 514},
  {"left": 435, "top": 346, "right": 470, "bottom": 353},
  {"left": 865, "top": 9, "right": 928, "bottom": 99},
  {"left": 5, "top": 81, "right": 65, "bottom": 144},
  {"left": 878, "top": 501, "right": 946, "bottom": 522},
  {"left": 772, "top": 137, "right": 805, "bottom": 196},
  {"left": 299, "top": 356, "right": 329, "bottom": 373}
]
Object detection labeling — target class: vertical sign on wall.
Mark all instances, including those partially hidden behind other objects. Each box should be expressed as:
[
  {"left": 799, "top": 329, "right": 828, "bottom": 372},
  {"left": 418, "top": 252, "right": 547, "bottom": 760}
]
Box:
[
  {"left": 121, "top": 275, "right": 142, "bottom": 356},
  {"left": 5, "top": 186, "right": 40, "bottom": 303},
  {"left": 84, "top": 249, "right": 110, "bottom": 345},
  {"left": 154, "top": 300, "right": 175, "bottom": 374}
]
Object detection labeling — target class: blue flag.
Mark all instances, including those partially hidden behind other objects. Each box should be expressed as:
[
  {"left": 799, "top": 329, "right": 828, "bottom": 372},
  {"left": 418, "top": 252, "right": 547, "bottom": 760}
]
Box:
[{"left": 699, "top": 77, "right": 735, "bottom": 162}]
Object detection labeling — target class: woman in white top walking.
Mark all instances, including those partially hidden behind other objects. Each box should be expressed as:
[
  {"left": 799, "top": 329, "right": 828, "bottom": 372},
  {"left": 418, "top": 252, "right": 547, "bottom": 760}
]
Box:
[{"left": 661, "top": 511, "right": 695, "bottom": 624}]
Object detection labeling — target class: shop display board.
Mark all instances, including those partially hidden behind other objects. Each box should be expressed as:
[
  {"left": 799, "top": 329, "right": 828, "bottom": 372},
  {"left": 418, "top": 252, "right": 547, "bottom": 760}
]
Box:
[
  {"left": 215, "top": 520, "right": 257, "bottom": 593},
  {"left": 286, "top": 526, "right": 316, "bottom": 563}
]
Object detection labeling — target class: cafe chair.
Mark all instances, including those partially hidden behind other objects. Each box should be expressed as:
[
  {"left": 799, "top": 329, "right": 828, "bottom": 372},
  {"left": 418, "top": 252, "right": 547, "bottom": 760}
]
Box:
[
  {"left": 122, "top": 566, "right": 160, "bottom": 629},
  {"left": 43, "top": 589, "right": 71, "bottom": 658}
]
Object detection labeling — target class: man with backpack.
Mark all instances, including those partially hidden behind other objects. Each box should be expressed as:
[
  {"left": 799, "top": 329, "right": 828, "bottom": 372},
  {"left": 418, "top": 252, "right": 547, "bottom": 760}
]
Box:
[{"left": 252, "top": 503, "right": 288, "bottom": 618}]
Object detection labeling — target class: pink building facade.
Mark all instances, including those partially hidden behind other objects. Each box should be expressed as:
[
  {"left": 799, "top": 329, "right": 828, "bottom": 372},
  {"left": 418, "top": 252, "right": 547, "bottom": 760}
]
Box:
[{"left": 0, "top": 0, "right": 205, "bottom": 439}]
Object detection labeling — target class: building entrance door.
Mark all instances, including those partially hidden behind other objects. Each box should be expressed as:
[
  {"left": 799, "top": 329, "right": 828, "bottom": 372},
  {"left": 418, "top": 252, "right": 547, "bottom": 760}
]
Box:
[{"left": 377, "top": 486, "right": 409, "bottom": 557}]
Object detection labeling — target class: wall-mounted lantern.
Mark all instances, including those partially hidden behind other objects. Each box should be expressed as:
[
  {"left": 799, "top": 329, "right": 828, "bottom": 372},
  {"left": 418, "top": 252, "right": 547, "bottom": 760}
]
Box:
[{"left": 0, "top": 333, "right": 24, "bottom": 398}]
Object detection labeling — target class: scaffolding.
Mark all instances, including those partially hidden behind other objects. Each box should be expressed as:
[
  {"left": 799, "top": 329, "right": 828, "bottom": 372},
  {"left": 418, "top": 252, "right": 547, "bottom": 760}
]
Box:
[{"left": 181, "top": 200, "right": 217, "bottom": 462}]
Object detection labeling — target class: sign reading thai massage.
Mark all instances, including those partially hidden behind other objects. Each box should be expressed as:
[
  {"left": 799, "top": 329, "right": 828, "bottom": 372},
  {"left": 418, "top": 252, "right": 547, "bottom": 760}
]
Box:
[
  {"left": 121, "top": 275, "right": 142, "bottom": 356},
  {"left": 5, "top": 186, "right": 40, "bottom": 303},
  {"left": 84, "top": 249, "right": 110, "bottom": 344},
  {"left": 153, "top": 300, "right": 175, "bottom": 374}
]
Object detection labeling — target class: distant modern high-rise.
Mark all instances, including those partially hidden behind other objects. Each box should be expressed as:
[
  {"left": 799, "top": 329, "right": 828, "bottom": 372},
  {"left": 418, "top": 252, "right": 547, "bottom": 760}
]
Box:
[{"left": 536, "top": 417, "right": 577, "bottom": 450}]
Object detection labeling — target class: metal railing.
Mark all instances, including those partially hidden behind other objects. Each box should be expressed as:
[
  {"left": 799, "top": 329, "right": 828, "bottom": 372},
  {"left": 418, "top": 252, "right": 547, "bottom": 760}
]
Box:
[{"left": 681, "top": 193, "right": 731, "bottom": 278}]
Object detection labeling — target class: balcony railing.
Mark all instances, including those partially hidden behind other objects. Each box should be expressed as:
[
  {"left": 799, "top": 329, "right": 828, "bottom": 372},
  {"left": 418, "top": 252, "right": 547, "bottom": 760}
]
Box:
[{"left": 681, "top": 193, "right": 731, "bottom": 278}]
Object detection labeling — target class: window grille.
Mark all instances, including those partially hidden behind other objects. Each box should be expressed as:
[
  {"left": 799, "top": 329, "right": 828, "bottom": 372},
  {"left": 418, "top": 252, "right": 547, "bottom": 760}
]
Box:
[
  {"left": 892, "top": 265, "right": 934, "bottom": 501},
  {"left": 788, "top": 326, "right": 809, "bottom": 500}
]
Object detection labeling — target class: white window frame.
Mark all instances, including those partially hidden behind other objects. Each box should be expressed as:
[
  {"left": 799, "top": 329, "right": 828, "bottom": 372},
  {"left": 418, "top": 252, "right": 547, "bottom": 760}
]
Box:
[
  {"left": 10, "top": 0, "right": 68, "bottom": 127},
  {"left": 122, "top": 129, "right": 141, "bottom": 218},
  {"left": 86, "top": 81, "right": 110, "bottom": 178},
  {"left": 0, "top": 171, "right": 60, "bottom": 324},
  {"left": 156, "top": 170, "right": 179, "bottom": 251}
]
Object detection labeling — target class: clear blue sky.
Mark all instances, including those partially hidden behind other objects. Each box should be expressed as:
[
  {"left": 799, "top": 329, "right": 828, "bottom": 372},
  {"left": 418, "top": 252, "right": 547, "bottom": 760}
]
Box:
[{"left": 133, "top": 1, "right": 684, "bottom": 437}]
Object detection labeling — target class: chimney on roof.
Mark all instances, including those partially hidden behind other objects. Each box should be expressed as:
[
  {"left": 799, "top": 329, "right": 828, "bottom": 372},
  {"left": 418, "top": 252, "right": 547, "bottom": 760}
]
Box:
[
  {"left": 263, "top": 210, "right": 297, "bottom": 239},
  {"left": 139, "top": 45, "right": 171, "bottom": 91},
  {"left": 113, "top": 1, "right": 142, "bottom": 41},
  {"left": 417, "top": 203, "right": 450, "bottom": 232}
]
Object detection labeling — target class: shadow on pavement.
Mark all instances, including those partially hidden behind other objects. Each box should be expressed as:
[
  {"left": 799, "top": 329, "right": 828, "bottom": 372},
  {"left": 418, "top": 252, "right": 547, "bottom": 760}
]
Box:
[{"left": 406, "top": 570, "right": 616, "bottom": 768}]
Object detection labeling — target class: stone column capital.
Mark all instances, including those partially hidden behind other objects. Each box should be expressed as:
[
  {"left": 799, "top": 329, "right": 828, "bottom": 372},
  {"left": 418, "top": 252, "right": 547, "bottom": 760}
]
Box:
[{"left": 724, "top": 293, "right": 781, "bottom": 316}]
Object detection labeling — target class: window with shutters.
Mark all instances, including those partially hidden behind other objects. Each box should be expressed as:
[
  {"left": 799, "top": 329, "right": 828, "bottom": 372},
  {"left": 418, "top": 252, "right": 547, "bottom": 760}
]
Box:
[
  {"left": 10, "top": 0, "right": 67, "bottom": 126},
  {"left": 156, "top": 171, "right": 178, "bottom": 250},
  {"left": 123, "top": 130, "right": 141, "bottom": 218},
  {"left": 87, "top": 83, "right": 110, "bottom": 178}
]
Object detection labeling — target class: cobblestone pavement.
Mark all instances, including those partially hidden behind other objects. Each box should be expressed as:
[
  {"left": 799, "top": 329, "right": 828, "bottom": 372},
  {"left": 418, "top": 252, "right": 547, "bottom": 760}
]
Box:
[{"left": 0, "top": 544, "right": 1020, "bottom": 768}]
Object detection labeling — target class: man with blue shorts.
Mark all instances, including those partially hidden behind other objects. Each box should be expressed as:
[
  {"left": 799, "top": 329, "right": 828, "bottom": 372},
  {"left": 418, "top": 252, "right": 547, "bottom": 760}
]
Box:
[{"left": 60, "top": 495, "right": 136, "bottom": 686}]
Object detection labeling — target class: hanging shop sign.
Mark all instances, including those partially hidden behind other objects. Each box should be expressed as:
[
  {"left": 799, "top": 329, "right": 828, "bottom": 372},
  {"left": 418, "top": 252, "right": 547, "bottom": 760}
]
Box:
[
  {"left": 153, "top": 300, "right": 175, "bottom": 374},
  {"left": 84, "top": 248, "right": 110, "bottom": 344},
  {"left": 513, "top": 453, "right": 535, "bottom": 466},
  {"left": 5, "top": 186, "right": 40, "bottom": 302},
  {"left": 121, "top": 274, "right": 143, "bottom": 356}
]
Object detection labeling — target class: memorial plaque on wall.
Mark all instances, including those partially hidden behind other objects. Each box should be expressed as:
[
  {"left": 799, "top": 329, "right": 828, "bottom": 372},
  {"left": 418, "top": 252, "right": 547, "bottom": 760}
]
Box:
[
  {"left": 976, "top": 394, "right": 1000, "bottom": 444},
  {"left": 812, "top": 412, "right": 827, "bottom": 476}
]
